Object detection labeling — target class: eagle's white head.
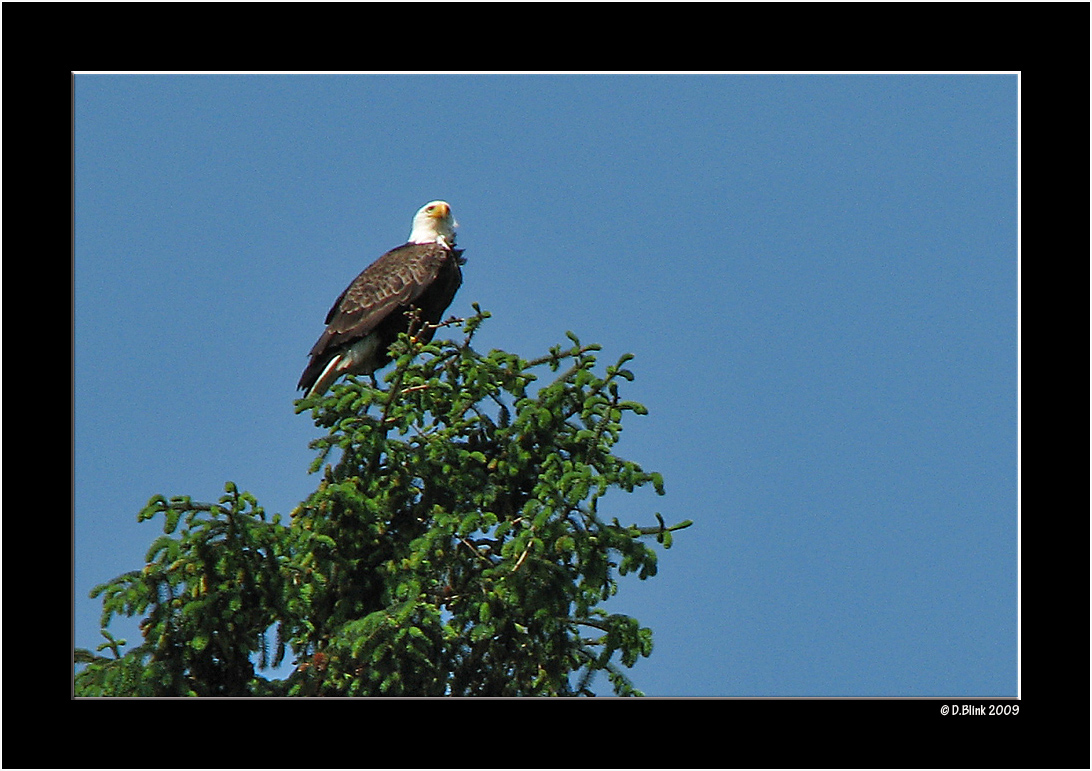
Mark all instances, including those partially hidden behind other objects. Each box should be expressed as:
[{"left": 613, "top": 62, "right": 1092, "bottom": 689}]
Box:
[{"left": 408, "top": 200, "right": 457, "bottom": 247}]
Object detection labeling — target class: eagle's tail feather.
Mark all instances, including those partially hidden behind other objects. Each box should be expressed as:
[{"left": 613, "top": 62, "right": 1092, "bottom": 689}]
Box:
[{"left": 300, "top": 334, "right": 383, "bottom": 398}]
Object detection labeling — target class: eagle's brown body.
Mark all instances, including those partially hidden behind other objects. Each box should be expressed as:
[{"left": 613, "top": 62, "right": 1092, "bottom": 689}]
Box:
[{"left": 299, "top": 212, "right": 464, "bottom": 397}]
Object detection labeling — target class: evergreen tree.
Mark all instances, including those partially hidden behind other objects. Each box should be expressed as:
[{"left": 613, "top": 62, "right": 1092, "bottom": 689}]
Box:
[{"left": 75, "top": 308, "right": 690, "bottom": 696}]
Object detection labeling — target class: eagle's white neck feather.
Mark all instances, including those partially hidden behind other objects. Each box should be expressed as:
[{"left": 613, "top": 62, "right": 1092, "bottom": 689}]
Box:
[{"left": 408, "top": 200, "right": 457, "bottom": 246}]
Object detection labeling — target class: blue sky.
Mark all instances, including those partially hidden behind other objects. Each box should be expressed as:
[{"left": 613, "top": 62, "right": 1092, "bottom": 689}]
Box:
[{"left": 74, "top": 73, "right": 1018, "bottom": 697}]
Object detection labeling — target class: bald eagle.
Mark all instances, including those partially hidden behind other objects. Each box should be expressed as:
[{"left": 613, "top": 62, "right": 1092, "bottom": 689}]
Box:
[{"left": 298, "top": 201, "right": 465, "bottom": 397}]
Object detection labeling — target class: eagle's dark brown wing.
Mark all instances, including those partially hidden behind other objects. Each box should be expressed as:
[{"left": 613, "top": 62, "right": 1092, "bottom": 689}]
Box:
[{"left": 298, "top": 242, "right": 463, "bottom": 395}]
